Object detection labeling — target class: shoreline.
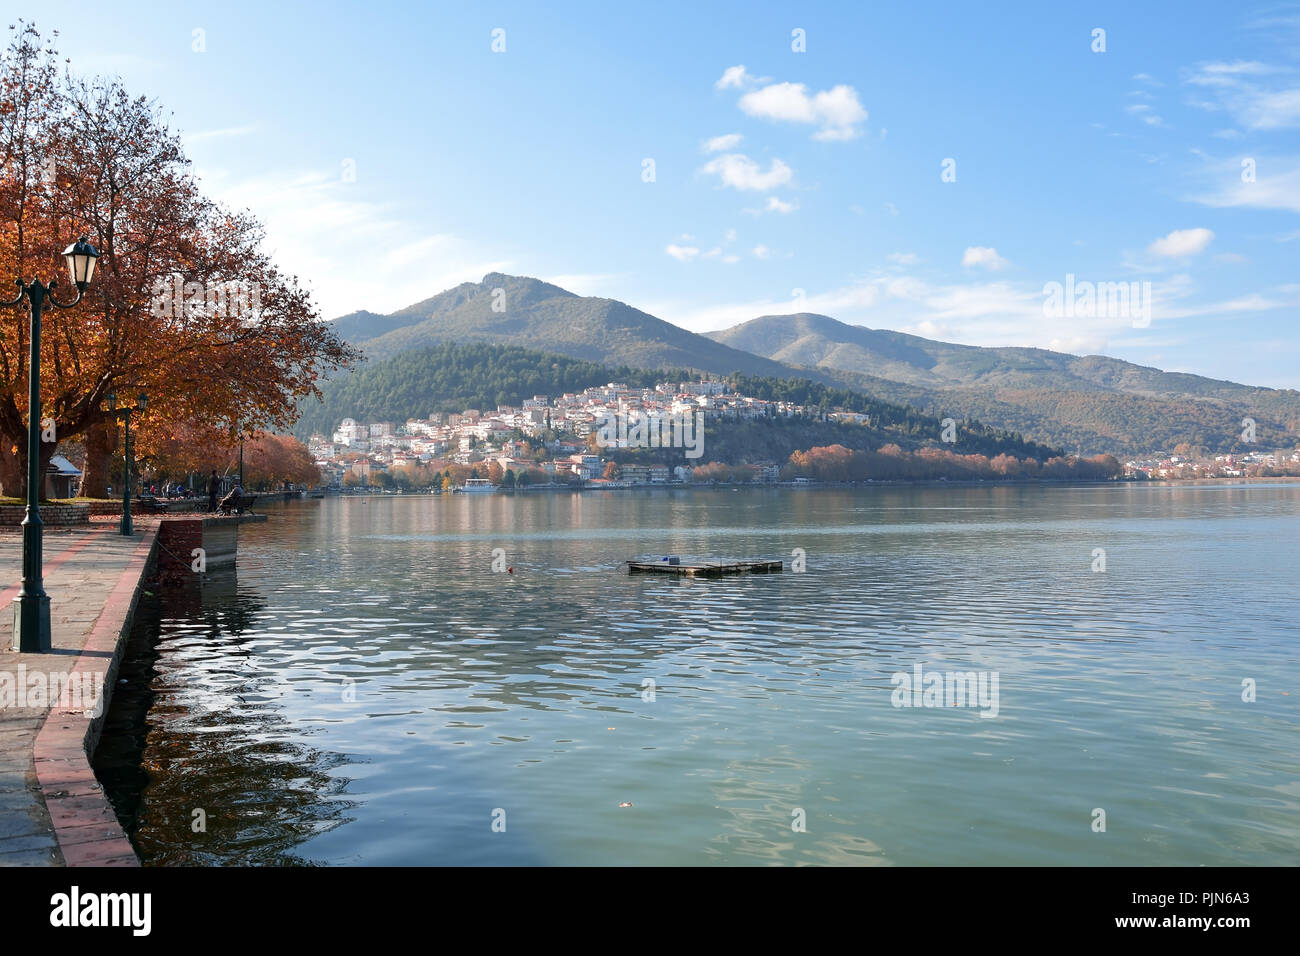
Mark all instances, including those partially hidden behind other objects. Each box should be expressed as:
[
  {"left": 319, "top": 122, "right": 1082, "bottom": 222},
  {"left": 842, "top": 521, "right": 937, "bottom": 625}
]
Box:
[
  {"left": 0, "top": 523, "right": 158, "bottom": 866},
  {"left": 319, "top": 474, "right": 1300, "bottom": 499}
]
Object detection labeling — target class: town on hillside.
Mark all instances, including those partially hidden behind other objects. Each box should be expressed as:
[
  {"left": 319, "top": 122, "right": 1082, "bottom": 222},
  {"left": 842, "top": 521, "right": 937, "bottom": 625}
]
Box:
[
  {"left": 308, "top": 379, "right": 1300, "bottom": 490},
  {"left": 310, "top": 380, "right": 810, "bottom": 489}
]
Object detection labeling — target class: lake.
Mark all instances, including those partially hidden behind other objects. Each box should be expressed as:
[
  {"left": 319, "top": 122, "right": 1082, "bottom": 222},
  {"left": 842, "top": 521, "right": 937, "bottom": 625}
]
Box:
[{"left": 94, "top": 483, "right": 1300, "bottom": 865}]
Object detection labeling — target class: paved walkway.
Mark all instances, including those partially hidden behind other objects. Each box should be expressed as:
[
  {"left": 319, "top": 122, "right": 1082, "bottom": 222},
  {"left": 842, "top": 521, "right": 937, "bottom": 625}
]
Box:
[{"left": 0, "top": 520, "right": 157, "bottom": 866}]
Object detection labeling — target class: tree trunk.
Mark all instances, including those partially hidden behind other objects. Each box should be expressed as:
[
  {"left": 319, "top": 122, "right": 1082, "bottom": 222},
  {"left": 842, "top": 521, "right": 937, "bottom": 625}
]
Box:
[
  {"left": 80, "top": 421, "right": 117, "bottom": 498},
  {"left": 0, "top": 427, "right": 58, "bottom": 500},
  {"left": 35, "top": 439, "right": 56, "bottom": 501},
  {"left": 0, "top": 439, "right": 22, "bottom": 499}
]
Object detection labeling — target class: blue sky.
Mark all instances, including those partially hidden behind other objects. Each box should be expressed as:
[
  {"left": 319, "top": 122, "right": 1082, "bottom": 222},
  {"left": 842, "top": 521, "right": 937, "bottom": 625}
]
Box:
[{"left": 16, "top": 0, "right": 1300, "bottom": 388}]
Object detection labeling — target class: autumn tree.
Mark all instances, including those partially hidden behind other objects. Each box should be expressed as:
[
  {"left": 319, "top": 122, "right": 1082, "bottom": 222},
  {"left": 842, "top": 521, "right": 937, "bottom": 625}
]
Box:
[
  {"left": 239, "top": 432, "right": 320, "bottom": 490},
  {"left": 0, "top": 24, "right": 356, "bottom": 497}
]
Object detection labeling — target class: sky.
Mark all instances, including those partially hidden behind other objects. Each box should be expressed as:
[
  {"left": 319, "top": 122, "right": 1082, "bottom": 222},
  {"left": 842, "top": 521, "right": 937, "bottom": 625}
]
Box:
[{"left": 11, "top": 0, "right": 1300, "bottom": 388}]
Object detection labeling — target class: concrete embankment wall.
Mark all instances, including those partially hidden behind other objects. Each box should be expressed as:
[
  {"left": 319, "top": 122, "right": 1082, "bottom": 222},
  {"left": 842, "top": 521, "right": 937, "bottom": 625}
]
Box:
[{"left": 33, "top": 528, "right": 158, "bottom": 866}]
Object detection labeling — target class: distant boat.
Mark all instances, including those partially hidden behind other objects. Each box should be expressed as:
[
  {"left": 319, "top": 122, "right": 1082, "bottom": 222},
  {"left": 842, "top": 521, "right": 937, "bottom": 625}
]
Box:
[{"left": 457, "top": 478, "right": 498, "bottom": 494}]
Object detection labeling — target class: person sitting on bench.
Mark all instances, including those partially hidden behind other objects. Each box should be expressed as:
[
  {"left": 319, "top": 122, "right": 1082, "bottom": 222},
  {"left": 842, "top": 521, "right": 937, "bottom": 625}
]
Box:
[{"left": 217, "top": 483, "right": 247, "bottom": 514}]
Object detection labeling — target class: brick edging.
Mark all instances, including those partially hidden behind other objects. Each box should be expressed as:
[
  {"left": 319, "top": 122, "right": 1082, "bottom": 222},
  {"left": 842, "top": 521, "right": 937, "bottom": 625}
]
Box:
[{"left": 32, "top": 527, "right": 158, "bottom": 867}]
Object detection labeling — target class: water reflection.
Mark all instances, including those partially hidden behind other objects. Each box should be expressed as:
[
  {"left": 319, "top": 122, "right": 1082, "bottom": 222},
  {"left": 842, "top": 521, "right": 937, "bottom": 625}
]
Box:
[{"left": 96, "top": 571, "right": 357, "bottom": 866}]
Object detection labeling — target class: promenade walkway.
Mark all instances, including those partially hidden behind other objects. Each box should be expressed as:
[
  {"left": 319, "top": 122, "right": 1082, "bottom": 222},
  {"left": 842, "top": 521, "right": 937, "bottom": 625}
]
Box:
[{"left": 0, "top": 520, "right": 157, "bottom": 866}]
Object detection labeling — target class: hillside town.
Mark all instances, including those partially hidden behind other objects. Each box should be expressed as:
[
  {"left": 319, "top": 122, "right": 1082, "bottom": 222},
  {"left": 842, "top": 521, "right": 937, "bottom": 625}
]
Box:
[
  {"left": 307, "top": 380, "right": 825, "bottom": 489},
  {"left": 305, "top": 379, "right": 1300, "bottom": 490},
  {"left": 1121, "top": 449, "right": 1300, "bottom": 480}
]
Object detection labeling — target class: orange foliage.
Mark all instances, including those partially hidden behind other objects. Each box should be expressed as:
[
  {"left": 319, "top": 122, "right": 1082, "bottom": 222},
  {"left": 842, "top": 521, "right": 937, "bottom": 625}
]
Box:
[{"left": 0, "top": 25, "right": 356, "bottom": 495}]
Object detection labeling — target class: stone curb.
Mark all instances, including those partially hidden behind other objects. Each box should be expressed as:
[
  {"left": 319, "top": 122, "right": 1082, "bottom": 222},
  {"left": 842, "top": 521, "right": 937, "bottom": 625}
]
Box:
[{"left": 32, "top": 527, "right": 158, "bottom": 867}]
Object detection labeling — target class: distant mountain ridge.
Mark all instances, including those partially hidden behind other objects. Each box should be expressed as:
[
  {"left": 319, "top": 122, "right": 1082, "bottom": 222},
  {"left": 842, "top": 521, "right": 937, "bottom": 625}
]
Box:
[
  {"left": 323, "top": 276, "right": 1300, "bottom": 456},
  {"left": 337, "top": 273, "right": 800, "bottom": 379},
  {"left": 708, "top": 313, "right": 1300, "bottom": 455}
]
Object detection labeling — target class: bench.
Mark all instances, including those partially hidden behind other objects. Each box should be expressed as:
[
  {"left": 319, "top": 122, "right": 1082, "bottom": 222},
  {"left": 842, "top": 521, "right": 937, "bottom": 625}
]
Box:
[{"left": 217, "top": 494, "right": 259, "bottom": 516}]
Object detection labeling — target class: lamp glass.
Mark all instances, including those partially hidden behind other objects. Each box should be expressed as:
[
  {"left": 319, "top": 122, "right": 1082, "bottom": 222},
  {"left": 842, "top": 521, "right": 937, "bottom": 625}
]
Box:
[{"left": 62, "top": 237, "right": 99, "bottom": 289}]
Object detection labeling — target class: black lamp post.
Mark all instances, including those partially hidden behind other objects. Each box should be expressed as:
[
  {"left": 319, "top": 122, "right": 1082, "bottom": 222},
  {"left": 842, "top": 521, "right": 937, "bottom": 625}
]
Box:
[
  {"left": 0, "top": 238, "right": 99, "bottom": 652},
  {"left": 105, "top": 391, "right": 147, "bottom": 536}
]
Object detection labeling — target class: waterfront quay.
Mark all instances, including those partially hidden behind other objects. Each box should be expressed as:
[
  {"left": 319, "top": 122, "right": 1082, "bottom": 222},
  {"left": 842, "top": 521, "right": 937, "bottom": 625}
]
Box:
[
  {"left": 0, "top": 511, "right": 266, "bottom": 866},
  {"left": 0, "top": 521, "right": 157, "bottom": 865}
]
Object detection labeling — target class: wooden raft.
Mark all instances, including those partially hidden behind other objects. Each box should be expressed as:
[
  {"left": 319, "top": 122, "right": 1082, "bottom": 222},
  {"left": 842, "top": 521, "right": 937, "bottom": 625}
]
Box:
[{"left": 626, "top": 559, "right": 783, "bottom": 578}]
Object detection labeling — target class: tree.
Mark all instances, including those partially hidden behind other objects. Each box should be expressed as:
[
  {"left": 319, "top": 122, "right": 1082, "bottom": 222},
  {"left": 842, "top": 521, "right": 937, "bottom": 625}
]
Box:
[
  {"left": 240, "top": 432, "right": 320, "bottom": 490},
  {"left": 0, "top": 25, "right": 356, "bottom": 496},
  {"left": 603, "top": 461, "right": 620, "bottom": 480}
]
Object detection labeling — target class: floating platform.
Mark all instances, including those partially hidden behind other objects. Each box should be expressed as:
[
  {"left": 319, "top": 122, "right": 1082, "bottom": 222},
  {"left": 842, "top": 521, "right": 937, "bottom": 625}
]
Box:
[{"left": 626, "top": 558, "right": 783, "bottom": 578}]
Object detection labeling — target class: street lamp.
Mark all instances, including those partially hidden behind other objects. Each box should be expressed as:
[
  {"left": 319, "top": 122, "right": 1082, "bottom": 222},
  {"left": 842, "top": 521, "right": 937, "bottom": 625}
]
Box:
[
  {"left": 0, "top": 237, "right": 99, "bottom": 652},
  {"left": 105, "top": 391, "right": 147, "bottom": 536}
]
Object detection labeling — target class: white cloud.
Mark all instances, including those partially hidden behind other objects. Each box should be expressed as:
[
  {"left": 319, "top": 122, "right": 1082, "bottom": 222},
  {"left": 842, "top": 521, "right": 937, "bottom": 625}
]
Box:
[
  {"left": 647, "top": 265, "right": 1294, "bottom": 365},
  {"left": 1195, "top": 60, "right": 1287, "bottom": 78},
  {"left": 752, "top": 244, "right": 772, "bottom": 259},
  {"left": 1186, "top": 61, "right": 1300, "bottom": 130},
  {"left": 185, "top": 125, "right": 257, "bottom": 144},
  {"left": 200, "top": 168, "right": 508, "bottom": 318},
  {"left": 724, "top": 228, "right": 737, "bottom": 242},
  {"left": 665, "top": 244, "right": 700, "bottom": 261},
  {"left": 1148, "top": 227, "right": 1215, "bottom": 257},
  {"left": 887, "top": 252, "right": 920, "bottom": 265},
  {"left": 737, "top": 81, "right": 867, "bottom": 141},
  {"left": 703, "top": 133, "right": 743, "bottom": 153},
  {"left": 962, "top": 246, "right": 1008, "bottom": 270},
  {"left": 1191, "top": 155, "right": 1300, "bottom": 213},
  {"left": 1125, "top": 103, "right": 1167, "bottom": 126},
  {"left": 716, "top": 65, "right": 755, "bottom": 90},
  {"left": 700, "top": 153, "right": 793, "bottom": 191},
  {"left": 765, "top": 196, "right": 797, "bottom": 214}
]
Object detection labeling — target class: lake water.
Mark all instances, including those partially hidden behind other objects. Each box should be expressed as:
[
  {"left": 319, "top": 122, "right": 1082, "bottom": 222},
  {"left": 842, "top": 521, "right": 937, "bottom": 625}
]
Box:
[{"left": 94, "top": 484, "right": 1300, "bottom": 865}]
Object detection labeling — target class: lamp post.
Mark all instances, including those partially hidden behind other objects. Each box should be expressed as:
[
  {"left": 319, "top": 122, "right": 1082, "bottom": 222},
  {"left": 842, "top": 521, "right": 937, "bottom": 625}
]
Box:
[
  {"left": 105, "top": 392, "right": 147, "bottom": 536},
  {"left": 0, "top": 238, "right": 99, "bottom": 652}
]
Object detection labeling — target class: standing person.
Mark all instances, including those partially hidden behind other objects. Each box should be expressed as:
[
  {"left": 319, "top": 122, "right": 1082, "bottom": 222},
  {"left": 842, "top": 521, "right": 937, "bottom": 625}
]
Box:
[{"left": 207, "top": 470, "right": 221, "bottom": 513}]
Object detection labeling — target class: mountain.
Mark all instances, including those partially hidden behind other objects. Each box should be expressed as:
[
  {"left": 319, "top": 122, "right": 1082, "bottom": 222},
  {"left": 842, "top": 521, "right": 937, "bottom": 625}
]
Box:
[
  {"left": 318, "top": 276, "right": 1300, "bottom": 457},
  {"left": 709, "top": 313, "right": 1300, "bottom": 456},
  {"left": 338, "top": 273, "right": 800, "bottom": 379},
  {"left": 329, "top": 309, "right": 412, "bottom": 343}
]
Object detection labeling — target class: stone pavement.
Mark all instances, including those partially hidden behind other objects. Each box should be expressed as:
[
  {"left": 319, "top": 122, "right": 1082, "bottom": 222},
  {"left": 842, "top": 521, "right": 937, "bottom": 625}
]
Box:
[{"left": 0, "top": 520, "right": 158, "bottom": 866}]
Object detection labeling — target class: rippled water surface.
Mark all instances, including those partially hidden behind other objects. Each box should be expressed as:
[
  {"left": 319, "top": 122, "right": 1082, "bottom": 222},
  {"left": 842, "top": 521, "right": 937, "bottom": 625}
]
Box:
[{"left": 95, "top": 484, "right": 1300, "bottom": 865}]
